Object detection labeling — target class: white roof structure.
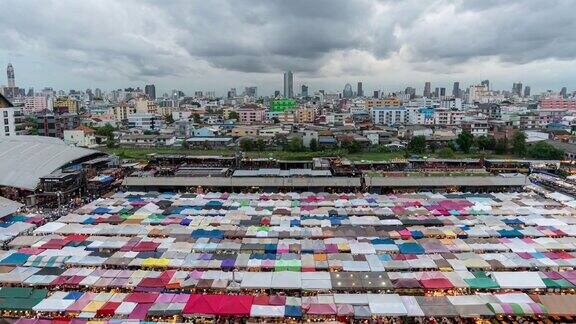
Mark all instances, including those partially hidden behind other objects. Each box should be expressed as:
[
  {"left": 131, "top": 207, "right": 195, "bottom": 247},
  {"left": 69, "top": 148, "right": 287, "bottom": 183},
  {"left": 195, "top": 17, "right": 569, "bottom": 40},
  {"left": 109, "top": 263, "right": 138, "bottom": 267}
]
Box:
[
  {"left": 0, "top": 196, "right": 23, "bottom": 219},
  {"left": 0, "top": 136, "right": 101, "bottom": 190}
]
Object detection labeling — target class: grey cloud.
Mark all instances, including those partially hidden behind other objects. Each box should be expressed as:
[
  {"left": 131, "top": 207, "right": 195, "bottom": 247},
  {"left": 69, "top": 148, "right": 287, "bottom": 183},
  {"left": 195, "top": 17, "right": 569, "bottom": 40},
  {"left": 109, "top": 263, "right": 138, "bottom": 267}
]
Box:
[{"left": 0, "top": 0, "right": 575, "bottom": 83}]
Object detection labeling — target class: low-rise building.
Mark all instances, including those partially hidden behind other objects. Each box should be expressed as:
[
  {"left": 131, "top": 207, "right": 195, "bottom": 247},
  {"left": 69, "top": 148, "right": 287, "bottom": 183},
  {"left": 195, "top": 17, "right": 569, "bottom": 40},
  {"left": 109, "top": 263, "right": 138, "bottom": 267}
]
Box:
[
  {"left": 127, "top": 113, "right": 162, "bottom": 131},
  {"left": 64, "top": 125, "right": 97, "bottom": 148}
]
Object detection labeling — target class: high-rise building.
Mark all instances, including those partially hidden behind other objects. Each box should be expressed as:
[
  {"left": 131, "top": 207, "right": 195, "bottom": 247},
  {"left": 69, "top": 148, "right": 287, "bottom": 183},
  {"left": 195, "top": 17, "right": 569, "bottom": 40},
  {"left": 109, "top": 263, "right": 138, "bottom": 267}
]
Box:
[
  {"left": 357, "top": 82, "right": 363, "bottom": 97},
  {"left": 373, "top": 90, "right": 380, "bottom": 99},
  {"left": 452, "top": 82, "right": 460, "bottom": 98},
  {"left": 439, "top": 87, "right": 446, "bottom": 97},
  {"left": 512, "top": 82, "right": 523, "bottom": 97},
  {"left": 227, "top": 88, "right": 237, "bottom": 99},
  {"left": 283, "top": 71, "right": 294, "bottom": 98},
  {"left": 244, "top": 86, "right": 257, "bottom": 98},
  {"left": 404, "top": 87, "right": 416, "bottom": 99},
  {"left": 6, "top": 63, "right": 15, "bottom": 88},
  {"left": 145, "top": 84, "right": 156, "bottom": 100},
  {"left": 301, "top": 85, "right": 309, "bottom": 98},
  {"left": 481, "top": 80, "right": 490, "bottom": 91},
  {"left": 423, "top": 82, "right": 431, "bottom": 98},
  {"left": 434, "top": 87, "right": 440, "bottom": 98},
  {"left": 560, "top": 87, "right": 567, "bottom": 98},
  {"left": 343, "top": 83, "right": 353, "bottom": 99},
  {"left": 274, "top": 90, "right": 280, "bottom": 98},
  {"left": 524, "top": 86, "right": 531, "bottom": 97},
  {"left": 94, "top": 88, "right": 102, "bottom": 99}
]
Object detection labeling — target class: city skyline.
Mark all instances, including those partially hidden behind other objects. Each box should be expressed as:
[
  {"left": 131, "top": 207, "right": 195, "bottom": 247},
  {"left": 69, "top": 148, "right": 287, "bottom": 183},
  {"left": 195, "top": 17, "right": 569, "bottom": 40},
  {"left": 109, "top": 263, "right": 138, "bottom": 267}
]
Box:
[{"left": 1, "top": 1, "right": 576, "bottom": 95}]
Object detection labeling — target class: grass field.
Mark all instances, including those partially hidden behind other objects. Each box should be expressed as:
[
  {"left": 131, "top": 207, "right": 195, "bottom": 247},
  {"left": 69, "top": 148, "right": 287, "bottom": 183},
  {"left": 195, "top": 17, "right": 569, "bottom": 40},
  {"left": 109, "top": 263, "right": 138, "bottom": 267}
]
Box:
[{"left": 102, "top": 147, "right": 517, "bottom": 162}]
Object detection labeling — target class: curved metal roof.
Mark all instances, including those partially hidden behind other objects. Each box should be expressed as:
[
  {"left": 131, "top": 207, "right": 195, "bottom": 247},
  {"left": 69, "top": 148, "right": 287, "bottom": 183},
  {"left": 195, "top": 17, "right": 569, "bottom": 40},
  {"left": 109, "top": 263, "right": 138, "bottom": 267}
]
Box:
[{"left": 0, "top": 136, "right": 102, "bottom": 190}]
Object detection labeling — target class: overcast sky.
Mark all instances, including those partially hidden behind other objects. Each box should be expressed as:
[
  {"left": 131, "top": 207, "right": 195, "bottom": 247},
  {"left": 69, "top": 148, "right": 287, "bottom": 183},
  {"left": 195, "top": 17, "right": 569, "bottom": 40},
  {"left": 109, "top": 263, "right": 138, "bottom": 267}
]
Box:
[{"left": 1, "top": 0, "right": 575, "bottom": 96}]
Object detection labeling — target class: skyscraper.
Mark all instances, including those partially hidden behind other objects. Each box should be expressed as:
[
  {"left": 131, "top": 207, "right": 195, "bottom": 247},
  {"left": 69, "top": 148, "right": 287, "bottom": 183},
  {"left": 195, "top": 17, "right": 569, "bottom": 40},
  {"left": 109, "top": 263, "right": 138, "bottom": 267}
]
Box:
[
  {"left": 357, "top": 82, "right": 363, "bottom": 97},
  {"left": 481, "top": 80, "right": 490, "bottom": 91},
  {"left": 301, "top": 85, "right": 309, "bottom": 98},
  {"left": 512, "top": 82, "right": 523, "bottom": 97},
  {"left": 452, "top": 82, "right": 460, "bottom": 98},
  {"left": 423, "top": 82, "right": 431, "bottom": 98},
  {"left": 373, "top": 90, "right": 380, "bottom": 99},
  {"left": 434, "top": 87, "right": 440, "bottom": 98},
  {"left": 145, "top": 84, "right": 156, "bottom": 100},
  {"left": 439, "top": 87, "right": 446, "bottom": 97},
  {"left": 283, "top": 71, "right": 294, "bottom": 98},
  {"left": 343, "top": 83, "right": 353, "bottom": 98},
  {"left": 404, "top": 87, "right": 416, "bottom": 99},
  {"left": 560, "top": 87, "right": 567, "bottom": 98},
  {"left": 523, "top": 86, "right": 531, "bottom": 97},
  {"left": 6, "top": 63, "right": 15, "bottom": 88},
  {"left": 244, "top": 86, "right": 257, "bottom": 98}
]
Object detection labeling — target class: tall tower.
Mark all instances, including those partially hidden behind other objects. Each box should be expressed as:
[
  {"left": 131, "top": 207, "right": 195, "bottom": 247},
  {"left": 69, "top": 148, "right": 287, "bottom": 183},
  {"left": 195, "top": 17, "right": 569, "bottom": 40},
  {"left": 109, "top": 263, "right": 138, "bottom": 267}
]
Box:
[
  {"left": 283, "top": 71, "right": 294, "bottom": 98},
  {"left": 423, "top": 82, "right": 431, "bottom": 98},
  {"left": 7, "top": 63, "right": 15, "bottom": 88},
  {"left": 357, "top": 82, "right": 363, "bottom": 97}
]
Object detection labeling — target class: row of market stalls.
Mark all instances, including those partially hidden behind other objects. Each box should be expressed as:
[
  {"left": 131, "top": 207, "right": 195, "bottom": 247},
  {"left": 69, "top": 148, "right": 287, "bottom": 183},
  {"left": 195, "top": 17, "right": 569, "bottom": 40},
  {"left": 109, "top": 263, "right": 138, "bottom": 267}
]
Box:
[
  {"left": 1, "top": 265, "right": 576, "bottom": 291},
  {"left": 2, "top": 287, "right": 576, "bottom": 320},
  {"left": 2, "top": 190, "right": 576, "bottom": 321}
]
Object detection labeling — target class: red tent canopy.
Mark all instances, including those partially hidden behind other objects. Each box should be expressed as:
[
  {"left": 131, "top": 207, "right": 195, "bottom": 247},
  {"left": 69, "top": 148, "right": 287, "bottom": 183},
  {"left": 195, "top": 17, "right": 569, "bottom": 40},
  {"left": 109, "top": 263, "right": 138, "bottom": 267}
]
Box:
[
  {"left": 183, "top": 294, "right": 223, "bottom": 315},
  {"left": 420, "top": 278, "right": 454, "bottom": 289},
  {"left": 125, "top": 292, "right": 159, "bottom": 303},
  {"left": 216, "top": 295, "right": 254, "bottom": 316}
]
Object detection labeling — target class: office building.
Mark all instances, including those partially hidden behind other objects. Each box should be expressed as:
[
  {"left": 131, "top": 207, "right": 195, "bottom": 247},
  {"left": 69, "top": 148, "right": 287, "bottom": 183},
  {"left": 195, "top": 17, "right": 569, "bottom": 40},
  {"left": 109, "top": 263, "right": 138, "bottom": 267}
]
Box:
[
  {"left": 301, "top": 85, "right": 309, "bottom": 98},
  {"left": 481, "top": 80, "right": 490, "bottom": 91},
  {"left": 357, "top": 82, "right": 363, "bottom": 97},
  {"left": 283, "top": 71, "right": 294, "bottom": 98},
  {"left": 524, "top": 86, "right": 531, "bottom": 97},
  {"left": 560, "top": 87, "right": 567, "bottom": 98},
  {"left": 343, "top": 83, "right": 353, "bottom": 99},
  {"left": 512, "top": 82, "right": 523, "bottom": 97},
  {"left": 145, "top": 84, "right": 156, "bottom": 100},
  {"left": 373, "top": 90, "right": 380, "bottom": 99},
  {"left": 452, "top": 82, "right": 460, "bottom": 98},
  {"left": 423, "top": 82, "right": 431, "bottom": 98},
  {"left": 244, "top": 86, "right": 257, "bottom": 98},
  {"left": 36, "top": 113, "right": 81, "bottom": 138}
]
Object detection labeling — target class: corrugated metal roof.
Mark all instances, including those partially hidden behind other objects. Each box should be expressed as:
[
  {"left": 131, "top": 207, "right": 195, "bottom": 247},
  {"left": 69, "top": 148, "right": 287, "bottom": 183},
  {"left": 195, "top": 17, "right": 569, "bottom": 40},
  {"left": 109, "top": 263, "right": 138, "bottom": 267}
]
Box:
[
  {"left": 123, "top": 176, "right": 361, "bottom": 188},
  {"left": 0, "top": 136, "right": 101, "bottom": 190},
  {"left": 365, "top": 174, "right": 528, "bottom": 187},
  {"left": 0, "top": 196, "right": 23, "bottom": 219}
]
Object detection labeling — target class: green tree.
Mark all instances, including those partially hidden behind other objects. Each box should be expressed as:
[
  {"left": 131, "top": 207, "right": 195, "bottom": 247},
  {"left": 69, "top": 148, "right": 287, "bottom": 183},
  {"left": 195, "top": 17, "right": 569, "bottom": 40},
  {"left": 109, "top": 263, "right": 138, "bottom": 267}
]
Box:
[
  {"left": 239, "top": 138, "right": 254, "bottom": 151},
  {"left": 164, "top": 114, "right": 175, "bottom": 125},
  {"left": 192, "top": 114, "right": 201, "bottom": 124},
  {"left": 527, "top": 141, "right": 565, "bottom": 159},
  {"left": 95, "top": 124, "right": 115, "bottom": 137},
  {"left": 228, "top": 111, "right": 239, "bottom": 120},
  {"left": 495, "top": 138, "right": 508, "bottom": 155},
  {"left": 407, "top": 136, "right": 426, "bottom": 154},
  {"left": 456, "top": 130, "right": 474, "bottom": 153},
  {"left": 286, "top": 137, "right": 306, "bottom": 152},
  {"left": 475, "top": 135, "right": 495, "bottom": 151},
  {"left": 309, "top": 138, "right": 318, "bottom": 152},
  {"left": 182, "top": 139, "right": 190, "bottom": 149},
  {"left": 341, "top": 139, "right": 361, "bottom": 154},
  {"left": 437, "top": 147, "right": 455, "bottom": 158},
  {"left": 255, "top": 138, "right": 266, "bottom": 151},
  {"left": 511, "top": 131, "right": 527, "bottom": 156}
]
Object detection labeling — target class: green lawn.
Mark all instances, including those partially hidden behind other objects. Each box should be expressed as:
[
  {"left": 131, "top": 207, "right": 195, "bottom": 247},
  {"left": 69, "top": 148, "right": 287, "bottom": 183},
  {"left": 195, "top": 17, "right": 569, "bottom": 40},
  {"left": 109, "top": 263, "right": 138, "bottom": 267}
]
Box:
[{"left": 101, "top": 147, "right": 519, "bottom": 162}]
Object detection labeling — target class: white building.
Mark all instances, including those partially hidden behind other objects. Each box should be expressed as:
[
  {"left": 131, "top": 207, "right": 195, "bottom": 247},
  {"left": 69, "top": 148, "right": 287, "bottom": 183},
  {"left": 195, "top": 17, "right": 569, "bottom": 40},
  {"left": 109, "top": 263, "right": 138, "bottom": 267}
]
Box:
[
  {"left": 63, "top": 125, "right": 97, "bottom": 148},
  {"left": 0, "top": 107, "right": 24, "bottom": 137},
  {"left": 24, "top": 95, "right": 49, "bottom": 113},
  {"left": 371, "top": 107, "right": 408, "bottom": 126},
  {"left": 128, "top": 113, "right": 163, "bottom": 131}
]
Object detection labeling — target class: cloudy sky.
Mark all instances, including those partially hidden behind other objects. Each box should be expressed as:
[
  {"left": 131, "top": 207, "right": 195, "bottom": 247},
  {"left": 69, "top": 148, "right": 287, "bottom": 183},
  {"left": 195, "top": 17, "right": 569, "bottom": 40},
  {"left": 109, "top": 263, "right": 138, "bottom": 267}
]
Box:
[{"left": 1, "top": 0, "right": 575, "bottom": 96}]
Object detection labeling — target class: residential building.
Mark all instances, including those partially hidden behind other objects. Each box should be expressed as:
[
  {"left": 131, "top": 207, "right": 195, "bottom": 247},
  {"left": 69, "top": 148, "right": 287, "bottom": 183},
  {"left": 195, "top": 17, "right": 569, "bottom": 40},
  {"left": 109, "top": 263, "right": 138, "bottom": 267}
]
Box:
[
  {"left": 539, "top": 97, "right": 576, "bottom": 109},
  {"left": 295, "top": 106, "right": 316, "bottom": 123},
  {"left": 36, "top": 113, "right": 81, "bottom": 138},
  {"left": 366, "top": 98, "right": 401, "bottom": 108},
  {"left": 134, "top": 98, "right": 158, "bottom": 114},
  {"left": 238, "top": 107, "right": 266, "bottom": 124},
  {"left": 144, "top": 84, "right": 156, "bottom": 100},
  {"left": 127, "top": 113, "right": 162, "bottom": 131},
  {"left": 0, "top": 107, "right": 24, "bottom": 137},
  {"left": 63, "top": 125, "right": 97, "bottom": 148},
  {"left": 109, "top": 104, "right": 135, "bottom": 122},
  {"left": 120, "top": 134, "right": 175, "bottom": 147},
  {"left": 371, "top": 106, "right": 408, "bottom": 126},
  {"left": 230, "top": 125, "right": 259, "bottom": 138},
  {"left": 24, "top": 95, "right": 49, "bottom": 113},
  {"left": 423, "top": 82, "right": 431, "bottom": 98},
  {"left": 54, "top": 97, "right": 79, "bottom": 115}
]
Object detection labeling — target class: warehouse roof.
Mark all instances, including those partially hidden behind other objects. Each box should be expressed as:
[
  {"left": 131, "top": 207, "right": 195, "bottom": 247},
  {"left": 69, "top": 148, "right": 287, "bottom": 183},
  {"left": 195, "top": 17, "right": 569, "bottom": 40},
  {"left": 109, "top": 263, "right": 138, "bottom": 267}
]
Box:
[
  {"left": 0, "top": 196, "right": 23, "bottom": 219},
  {"left": 0, "top": 136, "right": 102, "bottom": 190},
  {"left": 365, "top": 174, "right": 528, "bottom": 187},
  {"left": 123, "top": 176, "right": 361, "bottom": 188}
]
